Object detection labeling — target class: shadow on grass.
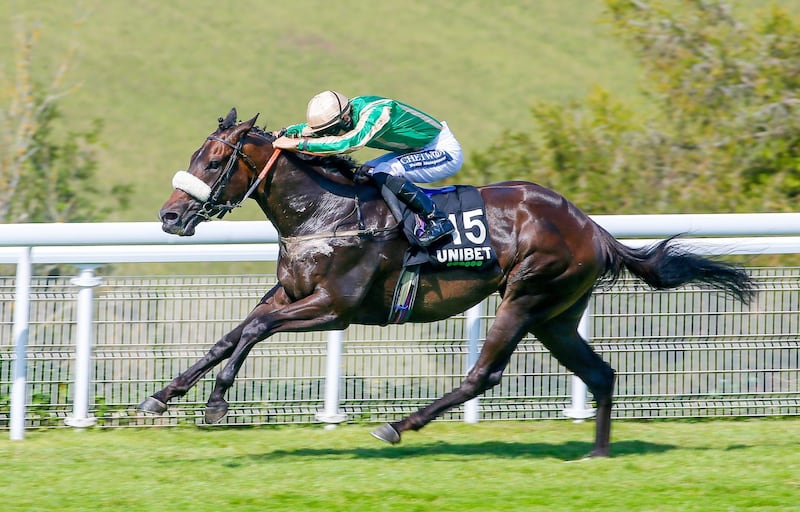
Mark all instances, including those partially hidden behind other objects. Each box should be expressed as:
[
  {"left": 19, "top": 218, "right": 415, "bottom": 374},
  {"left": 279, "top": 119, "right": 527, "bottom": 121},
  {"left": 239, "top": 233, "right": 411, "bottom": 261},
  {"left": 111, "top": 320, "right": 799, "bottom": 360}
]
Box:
[{"left": 233, "top": 439, "right": 675, "bottom": 463}]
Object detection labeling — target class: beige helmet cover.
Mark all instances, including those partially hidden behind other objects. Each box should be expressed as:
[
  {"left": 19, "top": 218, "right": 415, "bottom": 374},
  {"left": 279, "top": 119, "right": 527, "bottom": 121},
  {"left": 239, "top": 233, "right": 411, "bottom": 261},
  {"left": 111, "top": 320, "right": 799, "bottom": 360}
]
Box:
[{"left": 301, "top": 90, "right": 351, "bottom": 136}]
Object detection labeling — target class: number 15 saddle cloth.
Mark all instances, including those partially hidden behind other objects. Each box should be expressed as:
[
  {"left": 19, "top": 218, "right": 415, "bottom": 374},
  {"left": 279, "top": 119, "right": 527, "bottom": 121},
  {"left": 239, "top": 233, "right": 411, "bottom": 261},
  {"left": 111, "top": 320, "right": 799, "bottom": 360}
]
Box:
[{"left": 402, "top": 185, "right": 499, "bottom": 272}]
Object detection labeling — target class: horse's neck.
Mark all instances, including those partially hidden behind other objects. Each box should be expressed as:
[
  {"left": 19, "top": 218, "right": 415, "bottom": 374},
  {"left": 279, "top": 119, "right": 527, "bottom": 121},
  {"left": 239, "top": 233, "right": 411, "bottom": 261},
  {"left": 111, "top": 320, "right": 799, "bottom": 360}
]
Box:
[{"left": 261, "top": 161, "right": 355, "bottom": 237}]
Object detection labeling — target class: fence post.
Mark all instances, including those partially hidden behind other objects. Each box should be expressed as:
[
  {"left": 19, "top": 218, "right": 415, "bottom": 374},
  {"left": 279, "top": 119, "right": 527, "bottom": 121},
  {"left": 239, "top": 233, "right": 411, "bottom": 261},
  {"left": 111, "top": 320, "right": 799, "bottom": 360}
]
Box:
[
  {"left": 10, "top": 247, "right": 32, "bottom": 441},
  {"left": 316, "top": 329, "right": 347, "bottom": 428},
  {"left": 563, "top": 308, "right": 596, "bottom": 422},
  {"left": 65, "top": 265, "right": 102, "bottom": 428},
  {"left": 464, "top": 300, "right": 484, "bottom": 423}
]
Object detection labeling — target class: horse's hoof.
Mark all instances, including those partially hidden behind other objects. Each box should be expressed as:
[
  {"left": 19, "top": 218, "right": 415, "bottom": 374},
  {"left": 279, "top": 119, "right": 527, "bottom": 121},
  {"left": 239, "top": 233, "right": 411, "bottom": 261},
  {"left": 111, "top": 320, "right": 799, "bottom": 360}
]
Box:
[
  {"left": 204, "top": 402, "right": 229, "bottom": 424},
  {"left": 137, "top": 396, "right": 168, "bottom": 415},
  {"left": 371, "top": 423, "right": 401, "bottom": 444}
]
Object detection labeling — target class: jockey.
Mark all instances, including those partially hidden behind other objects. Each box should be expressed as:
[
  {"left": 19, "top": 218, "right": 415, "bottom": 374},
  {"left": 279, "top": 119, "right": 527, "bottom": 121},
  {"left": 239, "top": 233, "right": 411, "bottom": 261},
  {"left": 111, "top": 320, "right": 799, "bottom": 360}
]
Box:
[{"left": 272, "top": 90, "right": 462, "bottom": 247}]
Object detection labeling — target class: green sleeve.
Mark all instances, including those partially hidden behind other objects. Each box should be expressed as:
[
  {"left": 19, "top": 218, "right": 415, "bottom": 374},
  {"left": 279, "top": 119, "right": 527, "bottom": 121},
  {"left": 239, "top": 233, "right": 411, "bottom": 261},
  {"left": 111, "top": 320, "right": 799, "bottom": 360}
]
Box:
[{"left": 299, "top": 103, "right": 391, "bottom": 155}]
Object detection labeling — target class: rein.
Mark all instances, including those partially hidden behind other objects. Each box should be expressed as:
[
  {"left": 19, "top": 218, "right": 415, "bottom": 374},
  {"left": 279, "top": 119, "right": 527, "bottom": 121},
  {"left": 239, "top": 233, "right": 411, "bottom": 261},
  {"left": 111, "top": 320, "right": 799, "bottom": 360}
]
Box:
[{"left": 241, "top": 147, "right": 282, "bottom": 204}]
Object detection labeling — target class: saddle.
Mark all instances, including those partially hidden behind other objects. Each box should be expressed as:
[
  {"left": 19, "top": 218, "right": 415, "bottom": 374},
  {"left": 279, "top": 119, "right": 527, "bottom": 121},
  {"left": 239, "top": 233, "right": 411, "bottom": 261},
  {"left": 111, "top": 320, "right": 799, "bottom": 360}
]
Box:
[{"left": 384, "top": 185, "right": 500, "bottom": 323}]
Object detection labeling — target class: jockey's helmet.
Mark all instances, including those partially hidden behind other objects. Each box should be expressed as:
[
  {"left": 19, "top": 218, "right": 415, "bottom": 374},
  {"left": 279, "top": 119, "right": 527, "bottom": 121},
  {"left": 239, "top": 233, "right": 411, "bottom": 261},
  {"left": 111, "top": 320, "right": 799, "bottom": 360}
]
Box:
[{"left": 302, "top": 91, "right": 351, "bottom": 136}]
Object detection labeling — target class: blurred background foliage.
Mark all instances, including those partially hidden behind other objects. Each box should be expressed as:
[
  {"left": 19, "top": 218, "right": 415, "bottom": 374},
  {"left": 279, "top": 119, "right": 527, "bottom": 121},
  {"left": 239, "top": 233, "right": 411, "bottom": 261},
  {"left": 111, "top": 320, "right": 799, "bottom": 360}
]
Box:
[{"left": 465, "top": 0, "right": 800, "bottom": 214}]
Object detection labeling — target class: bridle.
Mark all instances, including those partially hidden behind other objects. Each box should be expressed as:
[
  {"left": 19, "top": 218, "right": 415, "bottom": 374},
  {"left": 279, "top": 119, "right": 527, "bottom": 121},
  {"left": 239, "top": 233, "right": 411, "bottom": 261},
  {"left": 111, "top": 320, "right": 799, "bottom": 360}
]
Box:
[
  {"left": 198, "top": 132, "right": 259, "bottom": 219},
  {"left": 173, "top": 129, "right": 280, "bottom": 220}
]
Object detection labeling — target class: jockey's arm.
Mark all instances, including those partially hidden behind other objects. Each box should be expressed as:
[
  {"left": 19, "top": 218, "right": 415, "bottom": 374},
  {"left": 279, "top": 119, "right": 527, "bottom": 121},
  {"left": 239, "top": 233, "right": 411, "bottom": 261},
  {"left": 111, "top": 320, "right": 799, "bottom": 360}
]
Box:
[{"left": 290, "top": 104, "right": 392, "bottom": 156}]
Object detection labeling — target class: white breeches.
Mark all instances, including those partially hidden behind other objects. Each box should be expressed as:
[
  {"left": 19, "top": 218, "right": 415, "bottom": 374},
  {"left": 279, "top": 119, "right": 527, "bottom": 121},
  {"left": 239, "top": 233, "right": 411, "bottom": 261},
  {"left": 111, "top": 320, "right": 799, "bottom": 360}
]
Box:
[{"left": 364, "top": 122, "right": 463, "bottom": 183}]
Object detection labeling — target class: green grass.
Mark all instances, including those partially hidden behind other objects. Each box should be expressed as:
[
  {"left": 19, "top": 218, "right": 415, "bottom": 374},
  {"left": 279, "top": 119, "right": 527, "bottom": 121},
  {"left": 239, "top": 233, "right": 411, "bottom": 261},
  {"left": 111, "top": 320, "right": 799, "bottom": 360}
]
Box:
[
  {"left": 2, "top": 418, "right": 799, "bottom": 511},
  {"left": 0, "top": 0, "right": 644, "bottom": 224}
]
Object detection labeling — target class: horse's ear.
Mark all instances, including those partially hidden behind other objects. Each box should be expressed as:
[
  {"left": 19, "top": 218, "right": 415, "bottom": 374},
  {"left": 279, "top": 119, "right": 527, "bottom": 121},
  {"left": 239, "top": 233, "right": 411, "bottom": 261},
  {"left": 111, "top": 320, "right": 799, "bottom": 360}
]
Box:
[
  {"left": 218, "top": 108, "right": 238, "bottom": 130},
  {"left": 243, "top": 113, "right": 259, "bottom": 130},
  {"left": 230, "top": 113, "right": 260, "bottom": 141}
]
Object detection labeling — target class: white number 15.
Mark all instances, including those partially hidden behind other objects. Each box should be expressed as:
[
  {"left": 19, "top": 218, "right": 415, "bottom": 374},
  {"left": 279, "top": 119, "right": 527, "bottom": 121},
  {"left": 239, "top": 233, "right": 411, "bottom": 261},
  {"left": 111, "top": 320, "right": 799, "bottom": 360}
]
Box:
[{"left": 448, "top": 208, "right": 487, "bottom": 246}]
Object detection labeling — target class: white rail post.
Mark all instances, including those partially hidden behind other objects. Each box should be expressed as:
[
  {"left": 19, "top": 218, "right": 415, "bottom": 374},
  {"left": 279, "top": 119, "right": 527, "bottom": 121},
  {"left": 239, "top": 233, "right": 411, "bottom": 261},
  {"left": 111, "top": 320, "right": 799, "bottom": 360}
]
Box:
[
  {"left": 316, "top": 329, "right": 347, "bottom": 428},
  {"left": 464, "top": 300, "right": 484, "bottom": 423},
  {"left": 563, "top": 308, "right": 596, "bottom": 422},
  {"left": 65, "top": 265, "right": 102, "bottom": 428},
  {"left": 10, "top": 247, "right": 32, "bottom": 441}
]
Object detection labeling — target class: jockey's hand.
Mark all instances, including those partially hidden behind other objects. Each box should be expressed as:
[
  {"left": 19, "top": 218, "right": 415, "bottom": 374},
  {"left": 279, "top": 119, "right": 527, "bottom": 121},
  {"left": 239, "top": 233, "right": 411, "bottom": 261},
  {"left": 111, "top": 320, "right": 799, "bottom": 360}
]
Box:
[
  {"left": 272, "top": 136, "right": 300, "bottom": 151},
  {"left": 353, "top": 165, "right": 374, "bottom": 185},
  {"left": 271, "top": 128, "right": 287, "bottom": 138}
]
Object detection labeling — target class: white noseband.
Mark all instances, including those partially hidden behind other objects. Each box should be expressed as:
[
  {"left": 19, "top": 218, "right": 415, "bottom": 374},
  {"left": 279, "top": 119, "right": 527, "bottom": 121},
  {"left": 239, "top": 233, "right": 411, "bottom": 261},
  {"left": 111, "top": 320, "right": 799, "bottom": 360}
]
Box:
[{"left": 172, "top": 171, "right": 211, "bottom": 202}]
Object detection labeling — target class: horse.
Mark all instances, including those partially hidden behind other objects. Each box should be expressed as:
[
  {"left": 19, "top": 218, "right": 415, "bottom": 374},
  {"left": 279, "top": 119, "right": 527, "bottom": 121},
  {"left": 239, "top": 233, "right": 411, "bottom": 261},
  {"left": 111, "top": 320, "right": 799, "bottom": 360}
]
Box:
[{"left": 139, "top": 108, "right": 756, "bottom": 457}]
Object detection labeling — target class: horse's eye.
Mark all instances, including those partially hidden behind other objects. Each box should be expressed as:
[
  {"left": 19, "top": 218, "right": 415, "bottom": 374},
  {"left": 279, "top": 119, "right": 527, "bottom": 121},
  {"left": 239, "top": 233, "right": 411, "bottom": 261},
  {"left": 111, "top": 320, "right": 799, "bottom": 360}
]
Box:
[{"left": 207, "top": 160, "right": 221, "bottom": 171}]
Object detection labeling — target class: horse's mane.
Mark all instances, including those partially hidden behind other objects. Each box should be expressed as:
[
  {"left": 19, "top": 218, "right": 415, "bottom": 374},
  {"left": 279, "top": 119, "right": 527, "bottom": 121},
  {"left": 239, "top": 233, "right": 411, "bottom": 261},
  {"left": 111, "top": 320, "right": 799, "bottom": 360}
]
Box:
[
  {"left": 251, "top": 124, "right": 359, "bottom": 176},
  {"left": 216, "top": 108, "right": 359, "bottom": 178}
]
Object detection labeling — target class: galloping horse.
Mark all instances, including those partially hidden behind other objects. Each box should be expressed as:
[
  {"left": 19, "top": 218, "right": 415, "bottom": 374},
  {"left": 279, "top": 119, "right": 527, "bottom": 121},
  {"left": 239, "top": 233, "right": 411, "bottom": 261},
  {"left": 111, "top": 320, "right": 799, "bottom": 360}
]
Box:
[{"left": 140, "top": 108, "right": 755, "bottom": 457}]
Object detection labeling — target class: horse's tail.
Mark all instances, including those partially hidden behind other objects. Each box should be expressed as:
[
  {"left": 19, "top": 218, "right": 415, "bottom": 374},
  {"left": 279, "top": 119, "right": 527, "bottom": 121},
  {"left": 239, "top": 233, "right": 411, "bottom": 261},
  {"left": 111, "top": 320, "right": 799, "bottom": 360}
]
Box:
[{"left": 595, "top": 227, "right": 757, "bottom": 304}]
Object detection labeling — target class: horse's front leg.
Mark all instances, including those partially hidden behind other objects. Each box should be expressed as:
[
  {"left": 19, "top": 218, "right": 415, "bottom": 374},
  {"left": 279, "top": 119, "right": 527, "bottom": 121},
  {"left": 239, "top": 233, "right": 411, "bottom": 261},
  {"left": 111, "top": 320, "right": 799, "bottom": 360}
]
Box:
[
  {"left": 137, "top": 284, "right": 286, "bottom": 415},
  {"left": 203, "top": 288, "right": 348, "bottom": 423}
]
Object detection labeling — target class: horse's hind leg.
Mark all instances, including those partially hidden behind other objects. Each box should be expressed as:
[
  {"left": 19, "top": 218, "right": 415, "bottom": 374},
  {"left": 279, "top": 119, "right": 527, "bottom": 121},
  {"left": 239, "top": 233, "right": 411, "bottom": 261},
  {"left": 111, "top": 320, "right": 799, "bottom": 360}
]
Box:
[
  {"left": 373, "top": 297, "right": 536, "bottom": 444},
  {"left": 530, "top": 294, "right": 615, "bottom": 458}
]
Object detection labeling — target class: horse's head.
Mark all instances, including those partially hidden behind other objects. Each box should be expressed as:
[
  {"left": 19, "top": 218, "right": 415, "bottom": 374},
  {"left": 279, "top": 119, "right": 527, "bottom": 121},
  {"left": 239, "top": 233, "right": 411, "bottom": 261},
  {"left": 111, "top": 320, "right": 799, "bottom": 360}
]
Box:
[{"left": 160, "top": 108, "right": 269, "bottom": 236}]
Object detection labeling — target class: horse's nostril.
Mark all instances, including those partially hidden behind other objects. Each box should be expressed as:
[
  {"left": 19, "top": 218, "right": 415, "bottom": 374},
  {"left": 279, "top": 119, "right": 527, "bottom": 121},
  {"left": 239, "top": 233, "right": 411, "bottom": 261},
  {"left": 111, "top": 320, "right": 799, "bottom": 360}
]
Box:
[{"left": 160, "top": 211, "right": 179, "bottom": 223}]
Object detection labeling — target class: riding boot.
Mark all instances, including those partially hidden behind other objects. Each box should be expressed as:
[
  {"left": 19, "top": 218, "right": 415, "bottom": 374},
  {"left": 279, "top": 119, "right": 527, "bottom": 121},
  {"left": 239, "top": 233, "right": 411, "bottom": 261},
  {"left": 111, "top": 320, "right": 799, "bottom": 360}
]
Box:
[{"left": 376, "top": 174, "right": 455, "bottom": 246}]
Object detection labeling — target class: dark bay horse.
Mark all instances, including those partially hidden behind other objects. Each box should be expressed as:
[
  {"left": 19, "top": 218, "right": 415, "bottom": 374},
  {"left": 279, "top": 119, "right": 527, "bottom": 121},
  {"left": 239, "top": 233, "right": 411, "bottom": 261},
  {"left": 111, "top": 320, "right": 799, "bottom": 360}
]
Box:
[{"left": 140, "top": 108, "right": 755, "bottom": 457}]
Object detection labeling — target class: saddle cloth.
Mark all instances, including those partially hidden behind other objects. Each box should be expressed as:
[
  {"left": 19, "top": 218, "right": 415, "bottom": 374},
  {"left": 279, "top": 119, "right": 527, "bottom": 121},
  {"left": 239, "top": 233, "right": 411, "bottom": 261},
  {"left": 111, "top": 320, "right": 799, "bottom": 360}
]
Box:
[{"left": 401, "top": 185, "right": 498, "bottom": 271}]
